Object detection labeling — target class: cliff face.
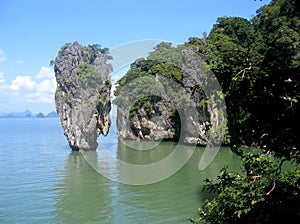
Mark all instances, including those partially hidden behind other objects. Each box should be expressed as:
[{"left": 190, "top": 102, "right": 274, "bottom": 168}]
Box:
[
  {"left": 115, "top": 84, "right": 209, "bottom": 146},
  {"left": 116, "top": 98, "right": 179, "bottom": 141},
  {"left": 114, "top": 50, "right": 211, "bottom": 145},
  {"left": 54, "top": 42, "right": 111, "bottom": 150}
]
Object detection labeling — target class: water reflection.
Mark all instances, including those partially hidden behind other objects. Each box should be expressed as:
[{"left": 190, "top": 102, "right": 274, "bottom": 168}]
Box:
[
  {"left": 83, "top": 140, "right": 195, "bottom": 185},
  {"left": 54, "top": 142, "right": 242, "bottom": 223},
  {"left": 54, "top": 152, "right": 115, "bottom": 224},
  {"left": 117, "top": 140, "right": 175, "bottom": 165}
]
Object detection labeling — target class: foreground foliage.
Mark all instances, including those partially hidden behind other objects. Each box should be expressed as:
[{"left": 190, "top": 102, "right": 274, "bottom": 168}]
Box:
[
  {"left": 187, "top": 0, "right": 300, "bottom": 159},
  {"left": 189, "top": 152, "right": 300, "bottom": 223},
  {"left": 189, "top": 0, "right": 299, "bottom": 223}
]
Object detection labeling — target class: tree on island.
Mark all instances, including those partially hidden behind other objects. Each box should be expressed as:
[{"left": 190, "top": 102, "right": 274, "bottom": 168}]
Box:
[{"left": 189, "top": 0, "right": 300, "bottom": 223}]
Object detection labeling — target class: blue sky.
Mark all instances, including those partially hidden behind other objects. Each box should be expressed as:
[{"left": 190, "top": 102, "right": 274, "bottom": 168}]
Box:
[{"left": 0, "top": 0, "right": 270, "bottom": 113}]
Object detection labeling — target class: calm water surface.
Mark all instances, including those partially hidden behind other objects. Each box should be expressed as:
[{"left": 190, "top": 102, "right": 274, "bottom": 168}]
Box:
[{"left": 0, "top": 118, "right": 242, "bottom": 223}]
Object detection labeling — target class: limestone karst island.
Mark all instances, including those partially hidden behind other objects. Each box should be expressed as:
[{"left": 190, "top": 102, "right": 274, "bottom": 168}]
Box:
[
  {"left": 52, "top": 3, "right": 300, "bottom": 220},
  {"left": 54, "top": 42, "right": 111, "bottom": 150}
]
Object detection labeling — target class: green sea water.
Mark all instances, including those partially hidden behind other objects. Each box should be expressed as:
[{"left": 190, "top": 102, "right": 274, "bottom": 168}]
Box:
[{"left": 0, "top": 118, "right": 242, "bottom": 223}]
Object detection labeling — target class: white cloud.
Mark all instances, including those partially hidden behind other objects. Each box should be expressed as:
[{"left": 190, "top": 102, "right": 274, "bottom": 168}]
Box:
[
  {"left": 36, "top": 78, "right": 56, "bottom": 93},
  {"left": 9, "top": 75, "right": 36, "bottom": 91},
  {"left": 6, "top": 66, "right": 57, "bottom": 104},
  {"left": 8, "top": 66, "right": 56, "bottom": 94},
  {"left": 25, "top": 92, "right": 54, "bottom": 104},
  {"left": 36, "top": 66, "right": 54, "bottom": 79},
  {"left": 14, "top": 60, "right": 24, "bottom": 65},
  {"left": 0, "top": 49, "right": 6, "bottom": 63},
  {"left": 0, "top": 72, "right": 5, "bottom": 84},
  {"left": 0, "top": 66, "right": 58, "bottom": 112}
]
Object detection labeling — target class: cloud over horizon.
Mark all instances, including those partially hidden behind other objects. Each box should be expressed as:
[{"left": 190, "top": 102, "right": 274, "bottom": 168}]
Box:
[
  {"left": 9, "top": 75, "right": 36, "bottom": 91},
  {"left": 0, "top": 49, "right": 6, "bottom": 63},
  {"left": 14, "top": 60, "right": 25, "bottom": 65},
  {"left": 0, "top": 66, "right": 57, "bottom": 106},
  {"left": 0, "top": 72, "right": 5, "bottom": 84}
]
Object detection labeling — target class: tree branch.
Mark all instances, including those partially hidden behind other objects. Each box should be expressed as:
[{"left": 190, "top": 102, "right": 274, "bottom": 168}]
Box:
[
  {"left": 234, "top": 66, "right": 252, "bottom": 79},
  {"left": 266, "top": 181, "right": 276, "bottom": 195}
]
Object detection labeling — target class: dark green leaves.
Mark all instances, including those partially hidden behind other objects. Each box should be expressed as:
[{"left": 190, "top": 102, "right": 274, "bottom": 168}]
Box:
[
  {"left": 190, "top": 0, "right": 300, "bottom": 223},
  {"left": 191, "top": 153, "right": 300, "bottom": 224}
]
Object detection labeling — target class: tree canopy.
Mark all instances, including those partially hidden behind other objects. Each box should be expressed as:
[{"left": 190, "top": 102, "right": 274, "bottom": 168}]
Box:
[
  {"left": 186, "top": 0, "right": 300, "bottom": 160},
  {"left": 189, "top": 0, "right": 300, "bottom": 223}
]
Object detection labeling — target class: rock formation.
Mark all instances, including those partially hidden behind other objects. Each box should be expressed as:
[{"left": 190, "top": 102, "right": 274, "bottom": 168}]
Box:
[
  {"left": 115, "top": 81, "right": 210, "bottom": 146},
  {"left": 114, "top": 48, "right": 213, "bottom": 145},
  {"left": 116, "top": 97, "right": 179, "bottom": 141},
  {"left": 54, "top": 42, "right": 111, "bottom": 150}
]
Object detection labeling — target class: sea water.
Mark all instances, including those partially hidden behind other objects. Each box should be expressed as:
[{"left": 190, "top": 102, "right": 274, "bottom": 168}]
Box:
[{"left": 0, "top": 118, "right": 241, "bottom": 224}]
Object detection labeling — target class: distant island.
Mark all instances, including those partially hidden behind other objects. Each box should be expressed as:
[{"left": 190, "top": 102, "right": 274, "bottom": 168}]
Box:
[{"left": 0, "top": 110, "right": 58, "bottom": 118}]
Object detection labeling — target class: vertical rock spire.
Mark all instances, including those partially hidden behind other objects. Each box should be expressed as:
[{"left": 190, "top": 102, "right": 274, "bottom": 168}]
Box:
[{"left": 54, "top": 42, "right": 112, "bottom": 150}]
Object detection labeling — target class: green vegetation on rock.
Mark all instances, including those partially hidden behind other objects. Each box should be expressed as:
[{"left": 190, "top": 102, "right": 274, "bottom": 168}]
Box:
[
  {"left": 113, "top": 43, "right": 212, "bottom": 142},
  {"left": 189, "top": 0, "right": 300, "bottom": 223}
]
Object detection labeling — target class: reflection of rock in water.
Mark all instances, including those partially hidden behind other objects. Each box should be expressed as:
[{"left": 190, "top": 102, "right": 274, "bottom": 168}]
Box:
[
  {"left": 54, "top": 152, "right": 114, "bottom": 223},
  {"left": 117, "top": 139, "right": 175, "bottom": 165}
]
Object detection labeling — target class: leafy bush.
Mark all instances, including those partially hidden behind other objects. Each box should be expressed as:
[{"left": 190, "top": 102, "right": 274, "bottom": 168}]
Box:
[{"left": 190, "top": 152, "right": 300, "bottom": 224}]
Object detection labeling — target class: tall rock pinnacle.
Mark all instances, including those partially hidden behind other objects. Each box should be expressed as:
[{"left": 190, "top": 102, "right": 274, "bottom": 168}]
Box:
[{"left": 54, "top": 42, "right": 112, "bottom": 150}]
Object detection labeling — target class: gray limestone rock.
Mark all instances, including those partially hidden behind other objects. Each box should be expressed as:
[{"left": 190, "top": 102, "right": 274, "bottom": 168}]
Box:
[
  {"left": 114, "top": 48, "right": 212, "bottom": 146},
  {"left": 54, "top": 42, "right": 111, "bottom": 150}
]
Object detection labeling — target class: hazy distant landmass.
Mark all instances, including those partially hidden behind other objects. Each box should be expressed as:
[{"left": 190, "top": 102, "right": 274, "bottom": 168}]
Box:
[
  {"left": 46, "top": 111, "right": 59, "bottom": 117},
  {"left": 0, "top": 110, "right": 58, "bottom": 118}
]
